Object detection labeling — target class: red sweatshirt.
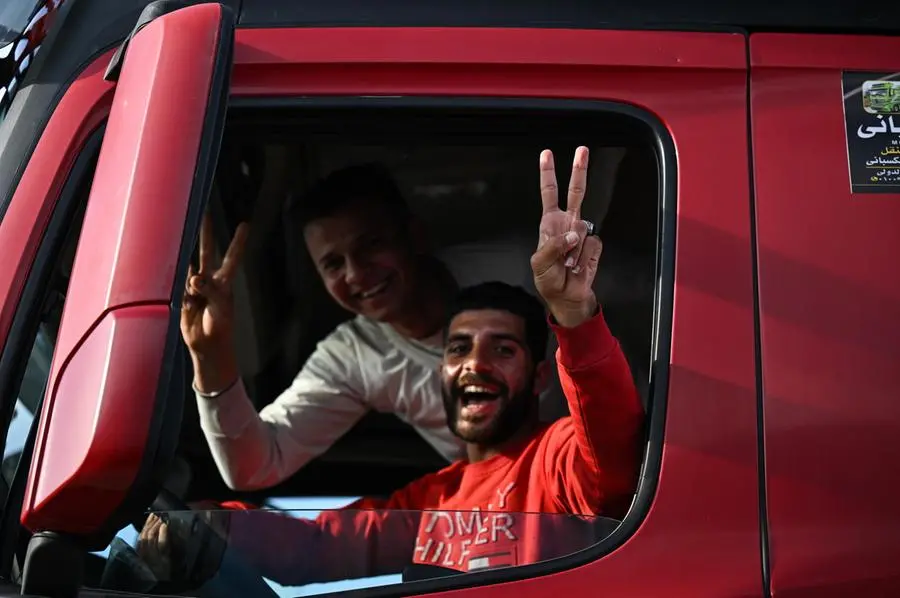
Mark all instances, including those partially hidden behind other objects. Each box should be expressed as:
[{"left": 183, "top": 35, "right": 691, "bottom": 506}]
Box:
[{"left": 225, "top": 310, "right": 643, "bottom": 585}]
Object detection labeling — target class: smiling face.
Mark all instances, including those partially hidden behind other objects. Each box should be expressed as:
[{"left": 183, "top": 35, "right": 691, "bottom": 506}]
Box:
[
  {"left": 304, "top": 197, "right": 419, "bottom": 323},
  {"left": 441, "top": 309, "right": 543, "bottom": 446}
]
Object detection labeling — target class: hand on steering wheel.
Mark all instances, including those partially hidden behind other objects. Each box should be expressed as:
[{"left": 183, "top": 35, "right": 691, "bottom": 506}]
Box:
[
  {"left": 125, "top": 491, "right": 279, "bottom": 598},
  {"left": 105, "top": 491, "right": 231, "bottom": 593},
  {"left": 136, "top": 513, "right": 173, "bottom": 581},
  {"left": 137, "top": 491, "right": 230, "bottom": 586}
]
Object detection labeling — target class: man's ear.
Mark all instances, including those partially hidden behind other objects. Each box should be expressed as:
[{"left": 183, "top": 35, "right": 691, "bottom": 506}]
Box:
[{"left": 533, "top": 360, "right": 552, "bottom": 395}]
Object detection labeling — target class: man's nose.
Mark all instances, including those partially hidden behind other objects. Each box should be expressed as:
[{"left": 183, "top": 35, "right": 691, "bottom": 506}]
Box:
[
  {"left": 462, "top": 342, "right": 494, "bottom": 374},
  {"left": 344, "top": 256, "right": 365, "bottom": 285}
]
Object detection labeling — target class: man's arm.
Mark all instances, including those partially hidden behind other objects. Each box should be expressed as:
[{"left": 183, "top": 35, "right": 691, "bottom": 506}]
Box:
[
  {"left": 222, "top": 484, "right": 426, "bottom": 585},
  {"left": 546, "top": 309, "right": 644, "bottom": 518},
  {"left": 196, "top": 325, "right": 369, "bottom": 491},
  {"left": 529, "top": 146, "right": 644, "bottom": 519}
]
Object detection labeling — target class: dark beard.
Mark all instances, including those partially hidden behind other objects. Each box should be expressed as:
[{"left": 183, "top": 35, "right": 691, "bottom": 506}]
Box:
[{"left": 442, "top": 378, "right": 537, "bottom": 447}]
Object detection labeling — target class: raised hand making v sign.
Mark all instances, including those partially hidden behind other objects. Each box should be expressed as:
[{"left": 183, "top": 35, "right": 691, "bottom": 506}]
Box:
[
  {"left": 181, "top": 216, "right": 250, "bottom": 394},
  {"left": 531, "top": 146, "right": 602, "bottom": 328}
]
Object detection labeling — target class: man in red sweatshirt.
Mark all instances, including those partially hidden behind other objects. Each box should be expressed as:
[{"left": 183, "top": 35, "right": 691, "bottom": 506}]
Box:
[{"left": 137, "top": 146, "right": 644, "bottom": 586}]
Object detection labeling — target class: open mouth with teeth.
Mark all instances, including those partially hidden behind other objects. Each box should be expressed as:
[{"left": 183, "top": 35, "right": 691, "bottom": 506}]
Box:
[
  {"left": 457, "top": 383, "right": 504, "bottom": 420},
  {"left": 353, "top": 276, "right": 393, "bottom": 302}
]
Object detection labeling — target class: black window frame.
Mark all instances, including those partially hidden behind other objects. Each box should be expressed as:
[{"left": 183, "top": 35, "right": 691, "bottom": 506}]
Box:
[{"left": 220, "top": 94, "right": 676, "bottom": 598}]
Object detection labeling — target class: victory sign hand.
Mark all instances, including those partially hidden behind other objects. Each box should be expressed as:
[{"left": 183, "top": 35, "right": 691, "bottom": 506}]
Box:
[{"left": 530, "top": 146, "right": 603, "bottom": 328}]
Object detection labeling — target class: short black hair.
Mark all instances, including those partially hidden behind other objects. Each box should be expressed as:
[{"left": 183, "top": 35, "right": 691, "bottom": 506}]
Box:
[
  {"left": 444, "top": 282, "right": 549, "bottom": 364},
  {"left": 287, "top": 163, "right": 410, "bottom": 230}
]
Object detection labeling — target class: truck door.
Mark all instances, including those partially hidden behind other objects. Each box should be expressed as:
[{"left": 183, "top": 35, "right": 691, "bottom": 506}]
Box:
[
  {"left": 226, "top": 24, "right": 762, "bottom": 597},
  {"left": 14, "top": 2, "right": 233, "bottom": 594},
  {"left": 750, "top": 34, "right": 900, "bottom": 597}
]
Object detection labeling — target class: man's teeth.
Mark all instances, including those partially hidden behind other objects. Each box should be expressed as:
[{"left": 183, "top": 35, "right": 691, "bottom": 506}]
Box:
[
  {"left": 460, "top": 385, "right": 501, "bottom": 405},
  {"left": 464, "top": 385, "right": 496, "bottom": 394},
  {"left": 359, "top": 280, "right": 389, "bottom": 299}
]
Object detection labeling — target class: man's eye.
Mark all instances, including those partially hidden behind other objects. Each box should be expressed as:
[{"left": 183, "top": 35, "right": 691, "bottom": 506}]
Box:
[
  {"left": 360, "top": 236, "right": 386, "bottom": 251},
  {"left": 446, "top": 344, "right": 467, "bottom": 356},
  {"left": 322, "top": 259, "right": 342, "bottom": 272},
  {"left": 496, "top": 345, "right": 516, "bottom": 357}
]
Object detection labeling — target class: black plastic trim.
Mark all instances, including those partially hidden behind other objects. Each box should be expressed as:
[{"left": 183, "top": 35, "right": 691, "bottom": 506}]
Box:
[
  {"left": 104, "top": 1, "right": 192, "bottom": 82},
  {"left": 0, "top": 0, "right": 82, "bottom": 226},
  {"left": 226, "top": 94, "right": 675, "bottom": 598},
  {"left": 21, "top": 531, "right": 85, "bottom": 597},
  {"left": 0, "top": 125, "right": 104, "bottom": 579},
  {"left": 2, "top": 411, "right": 37, "bottom": 583},
  {"left": 0, "top": 0, "right": 121, "bottom": 227},
  {"left": 745, "top": 46, "right": 773, "bottom": 598},
  {"left": 73, "top": 2, "right": 236, "bottom": 551},
  {"left": 235, "top": 0, "right": 900, "bottom": 35}
]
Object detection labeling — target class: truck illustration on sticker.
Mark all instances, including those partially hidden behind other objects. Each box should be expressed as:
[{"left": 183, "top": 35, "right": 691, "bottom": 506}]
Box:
[{"left": 862, "top": 80, "right": 900, "bottom": 114}]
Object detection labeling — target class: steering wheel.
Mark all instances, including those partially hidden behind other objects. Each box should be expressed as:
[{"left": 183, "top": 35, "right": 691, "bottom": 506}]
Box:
[
  {"left": 103, "top": 489, "right": 279, "bottom": 598},
  {"left": 148, "top": 489, "right": 222, "bottom": 585}
]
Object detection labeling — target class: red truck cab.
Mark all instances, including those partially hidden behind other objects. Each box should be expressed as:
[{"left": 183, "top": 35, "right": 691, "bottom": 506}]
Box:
[{"left": 0, "top": 1, "right": 898, "bottom": 597}]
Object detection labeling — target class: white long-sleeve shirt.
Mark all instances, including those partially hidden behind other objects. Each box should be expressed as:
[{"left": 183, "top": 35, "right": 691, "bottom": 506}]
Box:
[{"left": 196, "top": 237, "right": 543, "bottom": 491}]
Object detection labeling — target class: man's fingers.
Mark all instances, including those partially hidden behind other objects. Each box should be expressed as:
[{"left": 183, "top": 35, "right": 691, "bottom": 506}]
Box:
[
  {"left": 566, "top": 146, "right": 589, "bottom": 218},
  {"left": 187, "top": 274, "right": 229, "bottom": 316},
  {"left": 216, "top": 222, "right": 249, "bottom": 285},
  {"left": 564, "top": 219, "right": 589, "bottom": 269},
  {"left": 539, "top": 149, "right": 560, "bottom": 214},
  {"left": 158, "top": 522, "right": 170, "bottom": 556},
  {"left": 531, "top": 231, "right": 580, "bottom": 276},
  {"left": 183, "top": 264, "right": 198, "bottom": 307},
  {"left": 185, "top": 263, "right": 195, "bottom": 291},
  {"left": 138, "top": 514, "right": 160, "bottom": 553},
  {"left": 181, "top": 297, "right": 195, "bottom": 314},
  {"left": 573, "top": 235, "right": 603, "bottom": 280},
  {"left": 198, "top": 213, "right": 216, "bottom": 274},
  {"left": 189, "top": 274, "right": 209, "bottom": 296},
  {"left": 139, "top": 515, "right": 155, "bottom": 542}
]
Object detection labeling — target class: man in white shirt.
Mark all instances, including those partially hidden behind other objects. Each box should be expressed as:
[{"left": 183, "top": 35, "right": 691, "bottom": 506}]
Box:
[{"left": 181, "top": 163, "right": 543, "bottom": 491}]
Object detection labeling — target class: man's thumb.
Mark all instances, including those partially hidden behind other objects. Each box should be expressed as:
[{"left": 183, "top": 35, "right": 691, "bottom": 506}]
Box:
[{"left": 531, "top": 231, "right": 579, "bottom": 276}]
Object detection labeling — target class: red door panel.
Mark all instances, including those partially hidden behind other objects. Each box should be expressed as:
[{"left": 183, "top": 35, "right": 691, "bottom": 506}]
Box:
[
  {"left": 751, "top": 33, "right": 900, "bottom": 597},
  {"left": 22, "top": 2, "right": 233, "bottom": 536},
  {"left": 231, "top": 27, "right": 762, "bottom": 597}
]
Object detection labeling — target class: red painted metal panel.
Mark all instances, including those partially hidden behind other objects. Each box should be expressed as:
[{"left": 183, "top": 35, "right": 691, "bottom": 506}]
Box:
[
  {"left": 22, "top": 305, "right": 168, "bottom": 532},
  {"left": 227, "top": 27, "right": 760, "bottom": 597},
  {"left": 21, "top": 2, "right": 227, "bottom": 533},
  {"left": 751, "top": 33, "right": 900, "bottom": 597},
  {"left": 234, "top": 28, "right": 746, "bottom": 69},
  {"left": 751, "top": 33, "right": 900, "bottom": 71},
  {"left": 0, "top": 51, "right": 114, "bottom": 359},
  {"left": 232, "top": 28, "right": 745, "bottom": 97}
]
